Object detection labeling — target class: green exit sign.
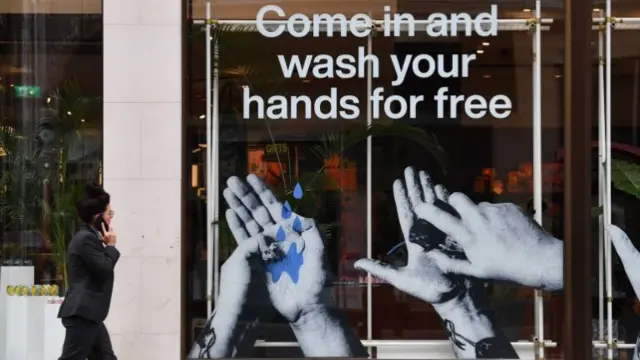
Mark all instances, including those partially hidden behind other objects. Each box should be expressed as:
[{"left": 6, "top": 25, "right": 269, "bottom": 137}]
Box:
[{"left": 14, "top": 85, "right": 42, "bottom": 98}]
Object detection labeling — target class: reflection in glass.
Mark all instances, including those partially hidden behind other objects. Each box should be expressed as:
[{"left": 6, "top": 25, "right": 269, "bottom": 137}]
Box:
[{"left": 0, "top": 6, "right": 103, "bottom": 292}]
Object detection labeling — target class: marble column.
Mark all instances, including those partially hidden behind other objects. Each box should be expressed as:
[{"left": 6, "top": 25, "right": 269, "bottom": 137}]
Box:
[{"left": 103, "top": 0, "right": 182, "bottom": 359}]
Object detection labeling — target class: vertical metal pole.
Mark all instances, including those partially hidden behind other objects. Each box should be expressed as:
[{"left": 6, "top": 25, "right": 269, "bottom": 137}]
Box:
[
  {"left": 563, "top": 0, "right": 593, "bottom": 358},
  {"left": 532, "top": 2, "right": 544, "bottom": 359},
  {"left": 604, "top": 0, "right": 614, "bottom": 358},
  {"left": 597, "top": 20, "right": 606, "bottom": 358},
  {"left": 205, "top": 0, "right": 213, "bottom": 318},
  {"left": 212, "top": 24, "right": 221, "bottom": 302},
  {"left": 632, "top": 60, "right": 639, "bottom": 146},
  {"left": 366, "top": 27, "right": 373, "bottom": 355}
]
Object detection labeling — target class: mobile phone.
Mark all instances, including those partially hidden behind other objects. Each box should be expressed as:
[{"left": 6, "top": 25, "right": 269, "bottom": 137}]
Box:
[{"left": 94, "top": 214, "right": 109, "bottom": 233}]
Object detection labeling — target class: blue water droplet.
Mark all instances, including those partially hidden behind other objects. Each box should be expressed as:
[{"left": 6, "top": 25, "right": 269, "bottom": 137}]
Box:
[
  {"left": 282, "top": 201, "right": 292, "bottom": 219},
  {"left": 293, "top": 182, "right": 304, "bottom": 199},
  {"left": 276, "top": 226, "right": 286, "bottom": 242},
  {"left": 292, "top": 217, "right": 303, "bottom": 232}
]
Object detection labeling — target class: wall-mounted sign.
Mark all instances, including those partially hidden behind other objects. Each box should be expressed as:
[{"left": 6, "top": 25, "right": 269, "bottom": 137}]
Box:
[{"left": 13, "top": 85, "right": 42, "bottom": 98}]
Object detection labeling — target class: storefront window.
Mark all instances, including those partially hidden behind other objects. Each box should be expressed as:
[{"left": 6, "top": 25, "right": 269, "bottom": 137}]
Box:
[
  {"left": 595, "top": 1, "right": 640, "bottom": 358},
  {"left": 0, "top": 1, "right": 103, "bottom": 292},
  {"left": 184, "top": 1, "right": 573, "bottom": 358}
]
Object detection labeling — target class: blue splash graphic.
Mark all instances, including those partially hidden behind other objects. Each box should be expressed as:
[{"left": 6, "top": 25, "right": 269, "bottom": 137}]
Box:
[
  {"left": 282, "top": 201, "right": 292, "bottom": 219},
  {"left": 266, "top": 243, "right": 304, "bottom": 283},
  {"left": 293, "top": 183, "right": 304, "bottom": 199},
  {"left": 292, "top": 217, "right": 303, "bottom": 232},
  {"left": 275, "top": 226, "right": 286, "bottom": 242}
]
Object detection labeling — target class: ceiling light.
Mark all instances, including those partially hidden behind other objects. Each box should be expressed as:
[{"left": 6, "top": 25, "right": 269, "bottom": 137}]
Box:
[
  {"left": 483, "top": 74, "right": 491, "bottom": 79},
  {"left": 476, "top": 49, "right": 484, "bottom": 54},
  {"left": 522, "top": 8, "right": 531, "bottom": 12},
  {"left": 199, "top": 114, "right": 205, "bottom": 119},
  {"left": 67, "top": 111, "right": 72, "bottom": 115},
  {"left": 482, "top": 41, "right": 490, "bottom": 46}
]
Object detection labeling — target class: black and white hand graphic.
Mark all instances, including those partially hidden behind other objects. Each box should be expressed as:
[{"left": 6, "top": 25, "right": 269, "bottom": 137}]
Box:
[
  {"left": 224, "top": 174, "right": 367, "bottom": 357},
  {"left": 416, "top": 192, "right": 564, "bottom": 291},
  {"left": 354, "top": 167, "right": 519, "bottom": 359},
  {"left": 353, "top": 167, "right": 466, "bottom": 304},
  {"left": 188, "top": 234, "right": 269, "bottom": 358},
  {"left": 606, "top": 225, "right": 640, "bottom": 360},
  {"left": 225, "top": 175, "right": 329, "bottom": 322}
]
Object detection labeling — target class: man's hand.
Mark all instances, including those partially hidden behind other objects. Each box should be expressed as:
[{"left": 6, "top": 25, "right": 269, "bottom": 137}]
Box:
[{"left": 101, "top": 223, "right": 117, "bottom": 246}]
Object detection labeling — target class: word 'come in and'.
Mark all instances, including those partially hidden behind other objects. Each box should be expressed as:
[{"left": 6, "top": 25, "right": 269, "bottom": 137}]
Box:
[{"left": 256, "top": 5, "right": 499, "bottom": 38}]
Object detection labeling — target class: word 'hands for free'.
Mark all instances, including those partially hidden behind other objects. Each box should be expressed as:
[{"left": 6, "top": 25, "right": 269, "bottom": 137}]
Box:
[
  {"left": 606, "top": 225, "right": 640, "bottom": 299},
  {"left": 223, "top": 174, "right": 329, "bottom": 323},
  {"left": 417, "top": 185, "right": 563, "bottom": 291},
  {"left": 354, "top": 167, "right": 468, "bottom": 305}
]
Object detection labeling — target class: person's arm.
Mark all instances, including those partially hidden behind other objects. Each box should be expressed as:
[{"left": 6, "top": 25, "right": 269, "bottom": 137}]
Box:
[
  {"left": 80, "top": 237, "right": 120, "bottom": 278},
  {"left": 291, "top": 304, "right": 368, "bottom": 357},
  {"left": 434, "top": 282, "right": 519, "bottom": 359}
]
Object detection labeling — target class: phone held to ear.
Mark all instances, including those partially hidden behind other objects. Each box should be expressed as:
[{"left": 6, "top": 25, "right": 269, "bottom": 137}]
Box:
[{"left": 95, "top": 214, "right": 109, "bottom": 233}]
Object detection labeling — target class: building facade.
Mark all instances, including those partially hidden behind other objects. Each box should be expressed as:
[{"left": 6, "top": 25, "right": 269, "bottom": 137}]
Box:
[{"left": 2, "top": 0, "right": 640, "bottom": 359}]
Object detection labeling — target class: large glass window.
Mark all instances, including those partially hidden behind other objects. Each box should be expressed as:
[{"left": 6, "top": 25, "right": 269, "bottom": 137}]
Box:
[
  {"left": 184, "top": 1, "right": 569, "bottom": 358},
  {"left": 0, "top": 2, "right": 103, "bottom": 292},
  {"left": 593, "top": 1, "right": 640, "bottom": 359}
]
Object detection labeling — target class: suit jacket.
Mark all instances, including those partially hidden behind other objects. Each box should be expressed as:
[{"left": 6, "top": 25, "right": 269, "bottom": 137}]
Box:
[{"left": 58, "top": 224, "right": 120, "bottom": 323}]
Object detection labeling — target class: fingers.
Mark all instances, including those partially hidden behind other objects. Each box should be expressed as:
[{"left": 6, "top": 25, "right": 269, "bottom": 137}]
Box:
[
  {"left": 354, "top": 258, "right": 401, "bottom": 286},
  {"left": 404, "top": 167, "right": 423, "bottom": 208},
  {"left": 227, "top": 177, "right": 273, "bottom": 227},
  {"left": 393, "top": 179, "right": 413, "bottom": 239},
  {"left": 607, "top": 225, "right": 640, "bottom": 265},
  {"left": 234, "top": 234, "right": 270, "bottom": 260},
  {"left": 246, "top": 174, "right": 283, "bottom": 222},
  {"left": 434, "top": 184, "right": 449, "bottom": 202},
  {"left": 418, "top": 170, "right": 436, "bottom": 204},
  {"left": 414, "top": 203, "right": 473, "bottom": 247},
  {"left": 223, "top": 188, "right": 261, "bottom": 236},
  {"left": 448, "top": 192, "right": 485, "bottom": 230},
  {"left": 225, "top": 209, "right": 250, "bottom": 243},
  {"left": 428, "top": 251, "right": 478, "bottom": 278}
]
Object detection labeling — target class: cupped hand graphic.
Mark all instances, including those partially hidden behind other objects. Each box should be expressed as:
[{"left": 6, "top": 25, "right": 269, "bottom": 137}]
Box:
[
  {"left": 224, "top": 175, "right": 330, "bottom": 323},
  {"left": 354, "top": 167, "right": 467, "bottom": 304}
]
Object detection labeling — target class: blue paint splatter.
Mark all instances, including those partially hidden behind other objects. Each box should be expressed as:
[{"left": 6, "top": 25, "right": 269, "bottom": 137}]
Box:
[
  {"left": 293, "top": 183, "right": 304, "bottom": 199},
  {"left": 282, "top": 201, "right": 292, "bottom": 219},
  {"left": 275, "top": 226, "right": 286, "bottom": 242},
  {"left": 266, "top": 243, "right": 304, "bottom": 283},
  {"left": 292, "top": 217, "right": 303, "bottom": 232}
]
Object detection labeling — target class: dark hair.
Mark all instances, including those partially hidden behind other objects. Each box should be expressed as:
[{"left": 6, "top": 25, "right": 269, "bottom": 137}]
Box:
[{"left": 76, "top": 182, "right": 110, "bottom": 224}]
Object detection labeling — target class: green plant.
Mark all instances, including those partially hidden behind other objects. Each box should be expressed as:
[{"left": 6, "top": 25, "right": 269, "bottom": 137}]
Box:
[
  {"left": 0, "top": 79, "right": 100, "bottom": 289},
  {"left": 611, "top": 159, "right": 640, "bottom": 199}
]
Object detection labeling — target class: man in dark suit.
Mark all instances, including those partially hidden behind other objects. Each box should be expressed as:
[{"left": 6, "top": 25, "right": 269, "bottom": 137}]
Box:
[{"left": 58, "top": 183, "right": 119, "bottom": 360}]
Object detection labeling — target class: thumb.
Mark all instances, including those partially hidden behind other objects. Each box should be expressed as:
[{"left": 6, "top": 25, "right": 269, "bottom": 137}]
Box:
[
  {"left": 428, "top": 251, "right": 478, "bottom": 278},
  {"left": 354, "top": 259, "right": 400, "bottom": 285},
  {"left": 234, "top": 234, "right": 269, "bottom": 260}
]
